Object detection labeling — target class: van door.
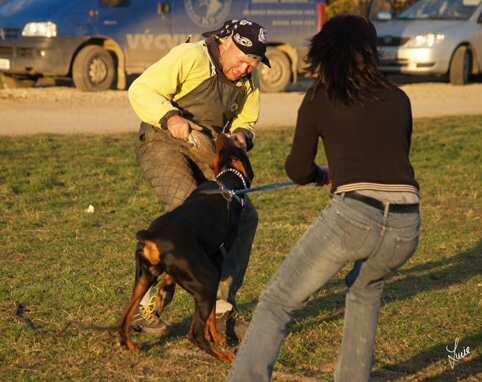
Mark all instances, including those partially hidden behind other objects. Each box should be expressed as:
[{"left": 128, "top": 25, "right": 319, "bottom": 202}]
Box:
[
  {"left": 96, "top": 0, "right": 173, "bottom": 72},
  {"left": 170, "top": 0, "right": 241, "bottom": 42}
]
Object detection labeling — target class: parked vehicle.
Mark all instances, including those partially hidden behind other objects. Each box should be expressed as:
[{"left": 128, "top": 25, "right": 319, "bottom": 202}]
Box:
[
  {"left": 371, "top": 0, "right": 482, "bottom": 85},
  {"left": 368, "top": 0, "right": 420, "bottom": 21},
  {"left": 0, "top": 0, "right": 325, "bottom": 92}
]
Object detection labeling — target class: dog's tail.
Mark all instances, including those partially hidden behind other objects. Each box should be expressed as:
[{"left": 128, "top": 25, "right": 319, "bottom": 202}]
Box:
[
  {"left": 135, "top": 230, "right": 163, "bottom": 274},
  {"left": 136, "top": 229, "right": 150, "bottom": 242}
]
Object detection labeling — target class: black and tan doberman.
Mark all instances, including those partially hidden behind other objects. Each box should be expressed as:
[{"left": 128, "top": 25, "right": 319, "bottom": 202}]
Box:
[{"left": 118, "top": 134, "right": 254, "bottom": 363}]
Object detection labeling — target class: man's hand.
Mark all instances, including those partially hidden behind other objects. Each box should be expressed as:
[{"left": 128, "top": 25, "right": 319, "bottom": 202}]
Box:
[
  {"left": 166, "top": 115, "right": 203, "bottom": 141},
  {"left": 231, "top": 131, "right": 248, "bottom": 151}
]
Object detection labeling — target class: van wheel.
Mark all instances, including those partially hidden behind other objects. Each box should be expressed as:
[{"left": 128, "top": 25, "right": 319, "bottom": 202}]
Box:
[
  {"left": 1, "top": 73, "right": 38, "bottom": 88},
  {"left": 449, "top": 45, "right": 470, "bottom": 86},
  {"left": 72, "top": 45, "right": 115, "bottom": 92},
  {"left": 259, "top": 47, "right": 291, "bottom": 93}
]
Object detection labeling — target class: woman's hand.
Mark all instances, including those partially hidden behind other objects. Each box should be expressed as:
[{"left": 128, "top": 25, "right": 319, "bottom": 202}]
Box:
[{"left": 316, "top": 166, "right": 331, "bottom": 187}]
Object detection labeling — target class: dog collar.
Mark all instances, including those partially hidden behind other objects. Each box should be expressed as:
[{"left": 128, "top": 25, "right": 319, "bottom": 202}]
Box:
[
  {"left": 216, "top": 168, "right": 248, "bottom": 190},
  {"left": 215, "top": 168, "right": 248, "bottom": 207}
]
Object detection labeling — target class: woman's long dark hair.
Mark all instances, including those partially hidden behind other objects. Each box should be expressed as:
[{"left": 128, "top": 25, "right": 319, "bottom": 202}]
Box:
[{"left": 305, "top": 14, "right": 396, "bottom": 105}]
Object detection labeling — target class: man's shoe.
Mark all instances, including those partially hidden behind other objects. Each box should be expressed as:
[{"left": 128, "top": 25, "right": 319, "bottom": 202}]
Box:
[
  {"left": 216, "top": 310, "right": 249, "bottom": 341},
  {"left": 132, "top": 296, "right": 170, "bottom": 336}
]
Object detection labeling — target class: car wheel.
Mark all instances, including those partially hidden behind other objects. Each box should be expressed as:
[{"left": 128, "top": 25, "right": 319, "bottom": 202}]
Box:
[
  {"left": 449, "top": 45, "right": 470, "bottom": 86},
  {"left": 1, "top": 73, "right": 38, "bottom": 88},
  {"left": 259, "top": 47, "right": 291, "bottom": 93},
  {"left": 72, "top": 45, "right": 115, "bottom": 92}
]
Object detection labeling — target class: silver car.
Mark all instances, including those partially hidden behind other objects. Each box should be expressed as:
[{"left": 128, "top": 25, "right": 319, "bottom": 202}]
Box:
[{"left": 373, "top": 0, "right": 482, "bottom": 85}]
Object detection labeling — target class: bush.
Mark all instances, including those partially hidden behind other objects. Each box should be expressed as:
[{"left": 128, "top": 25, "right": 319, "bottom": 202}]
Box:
[{"left": 325, "top": 0, "right": 371, "bottom": 19}]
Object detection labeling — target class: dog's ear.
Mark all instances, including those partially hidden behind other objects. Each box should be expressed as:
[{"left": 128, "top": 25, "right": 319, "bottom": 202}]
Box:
[
  {"left": 213, "top": 135, "right": 228, "bottom": 176},
  {"left": 231, "top": 157, "right": 254, "bottom": 186},
  {"left": 213, "top": 134, "right": 236, "bottom": 176}
]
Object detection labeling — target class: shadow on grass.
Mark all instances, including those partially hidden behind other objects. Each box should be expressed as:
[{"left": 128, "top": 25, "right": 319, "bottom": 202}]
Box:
[
  {"left": 242, "top": 237, "right": 481, "bottom": 319},
  {"left": 239, "top": 237, "right": 482, "bottom": 379},
  {"left": 372, "top": 332, "right": 482, "bottom": 381},
  {"left": 389, "top": 238, "right": 481, "bottom": 300}
]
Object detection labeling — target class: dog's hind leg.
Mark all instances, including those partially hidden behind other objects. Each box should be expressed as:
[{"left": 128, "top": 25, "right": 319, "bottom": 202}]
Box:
[
  {"left": 118, "top": 276, "right": 155, "bottom": 351},
  {"left": 118, "top": 240, "right": 161, "bottom": 351},
  {"left": 206, "top": 305, "right": 226, "bottom": 346},
  {"left": 155, "top": 273, "right": 176, "bottom": 316}
]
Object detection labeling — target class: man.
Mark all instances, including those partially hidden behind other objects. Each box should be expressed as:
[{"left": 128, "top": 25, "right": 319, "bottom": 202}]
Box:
[{"left": 127, "top": 19, "right": 270, "bottom": 341}]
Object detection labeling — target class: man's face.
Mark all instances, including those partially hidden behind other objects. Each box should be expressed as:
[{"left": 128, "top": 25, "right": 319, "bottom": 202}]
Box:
[{"left": 220, "top": 36, "right": 261, "bottom": 81}]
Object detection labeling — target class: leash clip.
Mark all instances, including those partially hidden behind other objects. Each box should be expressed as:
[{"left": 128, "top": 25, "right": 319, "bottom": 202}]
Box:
[
  {"left": 221, "top": 188, "right": 234, "bottom": 202},
  {"left": 218, "top": 184, "right": 245, "bottom": 208}
]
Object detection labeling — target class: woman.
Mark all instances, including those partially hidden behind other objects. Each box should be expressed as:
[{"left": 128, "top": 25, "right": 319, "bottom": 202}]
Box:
[{"left": 228, "top": 14, "right": 421, "bottom": 381}]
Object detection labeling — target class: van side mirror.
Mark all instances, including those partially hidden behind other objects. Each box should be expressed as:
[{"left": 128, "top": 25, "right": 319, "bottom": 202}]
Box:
[
  {"left": 101, "top": 0, "right": 124, "bottom": 6},
  {"left": 158, "top": 2, "right": 170, "bottom": 14}
]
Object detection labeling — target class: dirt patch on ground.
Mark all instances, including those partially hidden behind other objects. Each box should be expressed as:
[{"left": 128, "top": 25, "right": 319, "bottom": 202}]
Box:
[{"left": 1, "top": 76, "right": 481, "bottom": 136}]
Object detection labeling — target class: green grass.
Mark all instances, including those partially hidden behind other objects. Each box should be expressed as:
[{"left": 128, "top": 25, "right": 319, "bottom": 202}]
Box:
[{"left": 1, "top": 115, "right": 481, "bottom": 381}]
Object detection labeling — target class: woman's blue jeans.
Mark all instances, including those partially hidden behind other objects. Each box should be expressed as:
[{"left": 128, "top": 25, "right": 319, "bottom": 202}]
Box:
[{"left": 228, "top": 194, "right": 420, "bottom": 381}]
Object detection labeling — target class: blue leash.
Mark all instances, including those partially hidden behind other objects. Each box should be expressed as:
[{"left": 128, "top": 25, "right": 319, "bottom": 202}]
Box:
[{"left": 234, "top": 180, "right": 296, "bottom": 195}]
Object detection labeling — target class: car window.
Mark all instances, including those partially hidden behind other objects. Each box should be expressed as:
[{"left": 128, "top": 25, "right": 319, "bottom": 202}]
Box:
[
  {"left": 397, "top": 0, "right": 481, "bottom": 20},
  {"left": 368, "top": 0, "right": 420, "bottom": 20}
]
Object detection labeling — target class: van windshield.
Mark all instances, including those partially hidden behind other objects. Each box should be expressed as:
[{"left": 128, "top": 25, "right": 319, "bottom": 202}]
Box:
[{"left": 397, "top": 0, "right": 480, "bottom": 20}]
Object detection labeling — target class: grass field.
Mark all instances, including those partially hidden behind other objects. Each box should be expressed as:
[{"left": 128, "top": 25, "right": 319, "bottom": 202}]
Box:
[{"left": 1, "top": 115, "right": 481, "bottom": 381}]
